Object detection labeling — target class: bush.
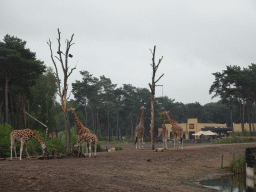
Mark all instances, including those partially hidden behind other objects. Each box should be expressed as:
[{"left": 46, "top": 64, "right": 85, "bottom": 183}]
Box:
[
  {"left": 114, "top": 144, "right": 124, "bottom": 151},
  {"left": 26, "top": 129, "right": 46, "bottom": 156},
  {"left": 0, "top": 123, "right": 13, "bottom": 158},
  {"left": 46, "top": 136, "right": 66, "bottom": 154}
]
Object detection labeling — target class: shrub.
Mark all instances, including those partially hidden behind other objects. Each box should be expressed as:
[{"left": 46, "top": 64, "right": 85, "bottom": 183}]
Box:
[
  {"left": 26, "top": 129, "right": 46, "bottom": 156},
  {"left": 114, "top": 144, "right": 124, "bottom": 151},
  {"left": 46, "top": 136, "right": 66, "bottom": 154},
  {"left": 0, "top": 123, "right": 13, "bottom": 158}
]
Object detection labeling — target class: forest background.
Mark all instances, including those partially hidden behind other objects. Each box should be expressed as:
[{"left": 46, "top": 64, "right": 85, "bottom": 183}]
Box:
[{"left": 1, "top": 34, "right": 256, "bottom": 147}]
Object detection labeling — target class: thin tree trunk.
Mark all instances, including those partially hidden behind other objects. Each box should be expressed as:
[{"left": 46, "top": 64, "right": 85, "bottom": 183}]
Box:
[
  {"left": 0, "top": 101, "right": 3, "bottom": 124},
  {"left": 131, "top": 113, "right": 133, "bottom": 140},
  {"left": 5, "top": 74, "right": 9, "bottom": 124},
  {"left": 84, "top": 98, "right": 87, "bottom": 127},
  {"left": 117, "top": 109, "right": 119, "bottom": 140},
  {"left": 150, "top": 95, "right": 155, "bottom": 149},
  {"left": 248, "top": 103, "right": 252, "bottom": 136},
  {"left": 240, "top": 101, "right": 245, "bottom": 136},
  {"left": 21, "top": 95, "right": 26, "bottom": 129}
]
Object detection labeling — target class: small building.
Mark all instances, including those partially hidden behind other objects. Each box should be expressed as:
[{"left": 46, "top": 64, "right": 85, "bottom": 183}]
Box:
[{"left": 158, "top": 118, "right": 227, "bottom": 140}]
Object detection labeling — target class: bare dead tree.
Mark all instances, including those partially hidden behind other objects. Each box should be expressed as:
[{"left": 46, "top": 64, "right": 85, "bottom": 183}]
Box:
[
  {"left": 47, "top": 29, "right": 76, "bottom": 153},
  {"left": 149, "top": 46, "right": 164, "bottom": 150}
]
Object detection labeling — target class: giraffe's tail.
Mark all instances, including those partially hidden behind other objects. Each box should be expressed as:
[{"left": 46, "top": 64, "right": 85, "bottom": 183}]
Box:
[{"left": 134, "top": 136, "right": 138, "bottom": 145}]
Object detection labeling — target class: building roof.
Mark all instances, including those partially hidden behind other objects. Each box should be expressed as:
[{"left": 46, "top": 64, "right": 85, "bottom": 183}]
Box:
[{"left": 202, "top": 126, "right": 232, "bottom": 131}]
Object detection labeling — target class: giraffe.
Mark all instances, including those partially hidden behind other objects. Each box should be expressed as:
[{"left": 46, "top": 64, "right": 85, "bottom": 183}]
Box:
[
  {"left": 161, "top": 113, "right": 168, "bottom": 149},
  {"left": 163, "top": 110, "right": 183, "bottom": 149},
  {"left": 74, "top": 132, "right": 98, "bottom": 157},
  {"left": 66, "top": 107, "right": 91, "bottom": 154},
  {"left": 10, "top": 128, "right": 47, "bottom": 160},
  {"left": 134, "top": 105, "right": 146, "bottom": 150}
]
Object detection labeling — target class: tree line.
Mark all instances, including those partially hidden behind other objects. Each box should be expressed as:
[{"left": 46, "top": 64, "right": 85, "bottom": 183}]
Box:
[
  {"left": 1, "top": 34, "right": 255, "bottom": 141},
  {"left": 210, "top": 64, "right": 256, "bottom": 136}
]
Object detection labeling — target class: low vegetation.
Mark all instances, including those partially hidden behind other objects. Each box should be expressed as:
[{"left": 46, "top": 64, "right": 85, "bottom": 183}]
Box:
[
  {"left": 214, "top": 136, "right": 256, "bottom": 144},
  {"left": 114, "top": 144, "right": 124, "bottom": 151},
  {"left": 0, "top": 124, "right": 104, "bottom": 158},
  {"left": 229, "top": 154, "right": 246, "bottom": 174}
]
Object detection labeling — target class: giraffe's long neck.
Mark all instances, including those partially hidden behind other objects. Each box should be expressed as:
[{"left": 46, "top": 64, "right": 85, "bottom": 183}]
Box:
[
  {"left": 30, "top": 130, "right": 46, "bottom": 150},
  {"left": 139, "top": 109, "right": 145, "bottom": 124},
  {"left": 166, "top": 112, "right": 177, "bottom": 126},
  {"left": 72, "top": 111, "right": 83, "bottom": 131},
  {"left": 162, "top": 116, "right": 166, "bottom": 129}
]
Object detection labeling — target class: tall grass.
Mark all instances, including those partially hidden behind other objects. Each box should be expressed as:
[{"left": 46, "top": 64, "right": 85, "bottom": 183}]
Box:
[{"left": 229, "top": 154, "right": 246, "bottom": 175}]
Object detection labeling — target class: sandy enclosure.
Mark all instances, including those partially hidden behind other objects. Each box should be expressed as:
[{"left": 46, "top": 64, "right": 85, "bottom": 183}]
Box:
[{"left": 1, "top": 142, "right": 255, "bottom": 192}]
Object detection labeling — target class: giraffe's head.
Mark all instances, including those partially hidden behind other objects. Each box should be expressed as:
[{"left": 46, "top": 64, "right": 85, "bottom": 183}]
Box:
[
  {"left": 66, "top": 107, "right": 75, "bottom": 112},
  {"left": 140, "top": 106, "right": 146, "bottom": 110},
  {"left": 160, "top": 108, "right": 169, "bottom": 116}
]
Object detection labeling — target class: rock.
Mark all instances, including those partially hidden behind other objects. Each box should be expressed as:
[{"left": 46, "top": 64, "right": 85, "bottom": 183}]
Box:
[{"left": 108, "top": 148, "right": 115, "bottom": 152}]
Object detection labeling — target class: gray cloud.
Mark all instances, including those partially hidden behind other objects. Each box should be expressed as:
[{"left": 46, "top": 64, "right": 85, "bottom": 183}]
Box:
[{"left": 1, "top": 0, "right": 256, "bottom": 105}]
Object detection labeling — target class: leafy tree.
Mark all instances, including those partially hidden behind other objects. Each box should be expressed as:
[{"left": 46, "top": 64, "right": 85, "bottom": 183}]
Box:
[
  {"left": 0, "top": 35, "right": 45, "bottom": 124},
  {"left": 0, "top": 123, "right": 13, "bottom": 157}
]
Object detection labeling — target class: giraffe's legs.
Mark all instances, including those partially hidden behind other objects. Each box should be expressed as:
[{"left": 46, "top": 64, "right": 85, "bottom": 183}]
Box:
[
  {"left": 81, "top": 139, "right": 84, "bottom": 154},
  {"left": 20, "top": 141, "right": 25, "bottom": 160},
  {"left": 138, "top": 138, "right": 141, "bottom": 149},
  {"left": 88, "top": 143, "right": 92, "bottom": 157},
  {"left": 86, "top": 143, "right": 89, "bottom": 156},
  {"left": 94, "top": 141, "right": 97, "bottom": 157},
  {"left": 24, "top": 144, "right": 30, "bottom": 158},
  {"left": 142, "top": 136, "right": 144, "bottom": 149},
  {"left": 10, "top": 139, "right": 17, "bottom": 160}
]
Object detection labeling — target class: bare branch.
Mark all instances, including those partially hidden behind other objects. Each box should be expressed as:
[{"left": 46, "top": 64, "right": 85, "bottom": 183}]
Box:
[
  {"left": 67, "top": 65, "right": 77, "bottom": 78},
  {"left": 155, "top": 73, "right": 164, "bottom": 84},
  {"left": 156, "top": 56, "right": 163, "bottom": 69},
  {"left": 47, "top": 39, "right": 62, "bottom": 96},
  {"left": 57, "top": 28, "right": 65, "bottom": 74}
]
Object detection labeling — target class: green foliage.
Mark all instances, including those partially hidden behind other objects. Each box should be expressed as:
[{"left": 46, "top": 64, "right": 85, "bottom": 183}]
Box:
[
  {"left": 28, "top": 67, "right": 58, "bottom": 133},
  {"left": 26, "top": 129, "right": 46, "bottom": 156},
  {"left": 0, "top": 123, "right": 13, "bottom": 158},
  {"left": 214, "top": 137, "right": 256, "bottom": 144},
  {"left": 46, "top": 137, "right": 66, "bottom": 154},
  {"left": 91, "top": 143, "right": 103, "bottom": 152},
  {"left": 114, "top": 144, "right": 124, "bottom": 151},
  {"left": 229, "top": 154, "right": 246, "bottom": 174},
  {"left": 155, "top": 137, "right": 162, "bottom": 142}
]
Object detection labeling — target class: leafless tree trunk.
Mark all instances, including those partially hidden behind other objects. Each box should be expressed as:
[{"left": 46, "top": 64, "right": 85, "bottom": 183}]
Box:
[
  {"left": 5, "top": 73, "right": 9, "bottom": 124},
  {"left": 47, "top": 29, "right": 76, "bottom": 153},
  {"left": 84, "top": 98, "right": 88, "bottom": 127},
  {"left": 149, "top": 46, "right": 164, "bottom": 150}
]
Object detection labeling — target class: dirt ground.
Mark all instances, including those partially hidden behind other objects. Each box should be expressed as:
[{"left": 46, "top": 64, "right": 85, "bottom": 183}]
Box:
[{"left": 1, "top": 142, "right": 255, "bottom": 192}]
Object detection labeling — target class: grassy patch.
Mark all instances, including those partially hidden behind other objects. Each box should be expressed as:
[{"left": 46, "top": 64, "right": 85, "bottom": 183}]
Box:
[
  {"left": 114, "top": 144, "right": 124, "bottom": 151},
  {"left": 214, "top": 137, "right": 256, "bottom": 144},
  {"left": 229, "top": 154, "right": 246, "bottom": 175}
]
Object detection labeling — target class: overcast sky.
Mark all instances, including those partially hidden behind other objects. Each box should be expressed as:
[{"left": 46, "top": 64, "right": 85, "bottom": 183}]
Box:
[{"left": 1, "top": 0, "right": 256, "bottom": 105}]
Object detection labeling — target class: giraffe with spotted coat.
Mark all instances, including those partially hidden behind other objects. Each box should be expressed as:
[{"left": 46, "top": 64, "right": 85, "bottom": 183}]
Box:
[
  {"left": 66, "top": 107, "right": 91, "bottom": 154},
  {"left": 134, "top": 105, "right": 146, "bottom": 150},
  {"left": 10, "top": 128, "right": 47, "bottom": 160},
  {"left": 74, "top": 132, "right": 98, "bottom": 157},
  {"left": 163, "top": 110, "right": 183, "bottom": 149}
]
